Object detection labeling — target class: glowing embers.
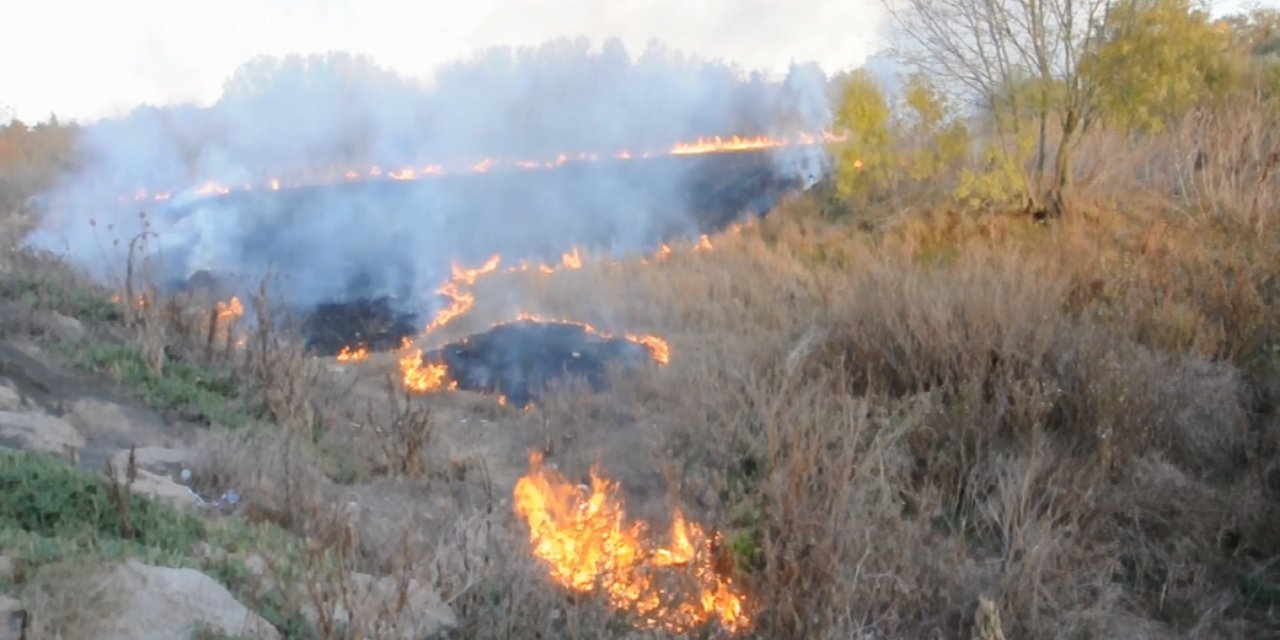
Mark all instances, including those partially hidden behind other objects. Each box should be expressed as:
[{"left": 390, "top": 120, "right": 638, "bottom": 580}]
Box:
[{"left": 513, "top": 451, "right": 751, "bottom": 634}]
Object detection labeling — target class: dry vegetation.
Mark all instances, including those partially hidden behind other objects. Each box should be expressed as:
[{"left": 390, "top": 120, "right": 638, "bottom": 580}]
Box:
[{"left": 2, "top": 12, "right": 1280, "bottom": 639}]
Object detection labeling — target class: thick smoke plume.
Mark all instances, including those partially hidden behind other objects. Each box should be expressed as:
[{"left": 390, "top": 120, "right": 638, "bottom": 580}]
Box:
[{"left": 25, "top": 38, "right": 835, "bottom": 314}]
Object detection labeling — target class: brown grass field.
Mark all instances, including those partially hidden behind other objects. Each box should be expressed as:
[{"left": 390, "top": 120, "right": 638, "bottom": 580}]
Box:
[{"left": 0, "top": 90, "right": 1278, "bottom": 639}]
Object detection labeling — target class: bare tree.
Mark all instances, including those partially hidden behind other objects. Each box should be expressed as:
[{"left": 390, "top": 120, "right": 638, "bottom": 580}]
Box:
[{"left": 882, "top": 0, "right": 1111, "bottom": 215}]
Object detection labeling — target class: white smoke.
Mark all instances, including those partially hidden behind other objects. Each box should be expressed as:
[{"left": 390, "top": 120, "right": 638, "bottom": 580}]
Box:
[{"left": 24, "top": 38, "right": 838, "bottom": 313}]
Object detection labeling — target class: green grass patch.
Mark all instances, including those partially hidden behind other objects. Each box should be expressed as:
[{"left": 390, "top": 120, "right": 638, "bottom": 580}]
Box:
[
  {"left": 74, "top": 343, "right": 254, "bottom": 427},
  {"left": 0, "top": 272, "right": 121, "bottom": 322},
  {"left": 0, "top": 449, "right": 206, "bottom": 553}
]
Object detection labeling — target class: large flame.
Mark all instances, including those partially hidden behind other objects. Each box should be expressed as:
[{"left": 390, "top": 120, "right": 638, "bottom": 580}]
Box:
[
  {"left": 513, "top": 451, "right": 751, "bottom": 634},
  {"left": 397, "top": 339, "right": 455, "bottom": 393}
]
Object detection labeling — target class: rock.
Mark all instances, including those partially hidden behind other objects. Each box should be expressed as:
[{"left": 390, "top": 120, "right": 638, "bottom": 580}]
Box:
[
  {"left": 299, "top": 571, "right": 455, "bottom": 639},
  {"left": 0, "top": 410, "right": 85, "bottom": 455},
  {"left": 70, "top": 399, "right": 141, "bottom": 438},
  {"left": 0, "top": 384, "right": 22, "bottom": 412},
  {"left": 54, "top": 560, "right": 280, "bottom": 640},
  {"left": 0, "top": 595, "right": 25, "bottom": 640},
  {"left": 127, "top": 468, "right": 196, "bottom": 509},
  {"left": 46, "top": 311, "right": 86, "bottom": 343}
]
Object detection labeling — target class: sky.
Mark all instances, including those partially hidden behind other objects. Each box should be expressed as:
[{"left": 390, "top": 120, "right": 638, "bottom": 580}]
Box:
[{"left": 0, "top": 0, "right": 890, "bottom": 124}]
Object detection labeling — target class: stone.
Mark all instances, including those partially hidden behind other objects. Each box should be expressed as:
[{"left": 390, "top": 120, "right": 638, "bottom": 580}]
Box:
[
  {"left": 0, "top": 410, "right": 85, "bottom": 455},
  {"left": 46, "top": 311, "right": 86, "bottom": 343},
  {"left": 58, "top": 560, "right": 280, "bottom": 640},
  {"left": 70, "top": 399, "right": 139, "bottom": 438},
  {"left": 124, "top": 468, "right": 196, "bottom": 509},
  {"left": 0, "top": 384, "right": 22, "bottom": 412}
]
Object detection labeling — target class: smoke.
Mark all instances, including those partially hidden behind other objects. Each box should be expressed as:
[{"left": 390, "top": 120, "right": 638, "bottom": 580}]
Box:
[{"left": 24, "top": 38, "right": 837, "bottom": 314}]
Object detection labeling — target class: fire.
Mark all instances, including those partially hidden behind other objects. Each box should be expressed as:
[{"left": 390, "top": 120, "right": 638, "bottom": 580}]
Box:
[
  {"left": 513, "top": 451, "right": 751, "bottom": 634},
  {"left": 670, "top": 134, "right": 786, "bottom": 156},
  {"left": 195, "top": 181, "right": 230, "bottom": 196},
  {"left": 505, "top": 313, "right": 670, "bottom": 366},
  {"left": 560, "top": 248, "right": 582, "bottom": 270},
  {"left": 336, "top": 344, "right": 369, "bottom": 362},
  {"left": 397, "top": 341, "right": 454, "bottom": 393},
  {"left": 424, "top": 254, "right": 502, "bottom": 334},
  {"left": 216, "top": 296, "right": 243, "bottom": 324},
  {"left": 693, "top": 234, "right": 713, "bottom": 251},
  {"left": 625, "top": 334, "right": 671, "bottom": 365},
  {"left": 120, "top": 129, "right": 848, "bottom": 204}
]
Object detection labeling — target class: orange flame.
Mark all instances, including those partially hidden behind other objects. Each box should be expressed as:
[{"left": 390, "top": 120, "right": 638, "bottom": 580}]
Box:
[
  {"left": 560, "top": 248, "right": 583, "bottom": 270},
  {"left": 424, "top": 255, "right": 502, "bottom": 334},
  {"left": 670, "top": 134, "right": 785, "bottom": 156},
  {"left": 269, "top": 178, "right": 281, "bottom": 191},
  {"left": 336, "top": 344, "right": 369, "bottom": 362},
  {"left": 397, "top": 341, "right": 454, "bottom": 393},
  {"left": 513, "top": 451, "right": 751, "bottom": 634},
  {"left": 625, "top": 334, "right": 671, "bottom": 365}
]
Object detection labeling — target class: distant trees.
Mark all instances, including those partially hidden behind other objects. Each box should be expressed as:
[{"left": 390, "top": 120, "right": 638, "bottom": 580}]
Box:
[
  {"left": 832, "top": 0, "right": 1274, "bottom": 215},
  {"left": 0, "top": 114, "right": 78, "bottom": 212}
]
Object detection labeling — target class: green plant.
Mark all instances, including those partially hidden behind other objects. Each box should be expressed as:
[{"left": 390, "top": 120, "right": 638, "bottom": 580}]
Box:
[{"left": 0, "top": 450, "right": 206, "bottom": 552}]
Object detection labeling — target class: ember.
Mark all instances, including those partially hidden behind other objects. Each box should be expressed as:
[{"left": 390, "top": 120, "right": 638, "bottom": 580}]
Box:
[
  {"left": 302, "top": 296, "right": 420, "bottom": 357},
  {"left": 415, "top": 320, "right": 662, "bottom": 406}
]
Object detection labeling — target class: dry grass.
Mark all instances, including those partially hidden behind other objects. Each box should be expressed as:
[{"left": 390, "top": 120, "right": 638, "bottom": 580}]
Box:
[{"left": 3, "top": 92, "right": 1279, "bottom": 639}]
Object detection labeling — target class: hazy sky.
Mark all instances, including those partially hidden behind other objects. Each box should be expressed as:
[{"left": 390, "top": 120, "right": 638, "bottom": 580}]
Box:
[{"left": 0, "top": 0, "right": 890, "bottom": 123}]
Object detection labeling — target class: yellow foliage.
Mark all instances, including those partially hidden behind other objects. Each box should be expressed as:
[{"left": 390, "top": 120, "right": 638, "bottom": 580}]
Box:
[
  {"left": 831, "top": 70, "right": 895, "bottom": 201},
  {"left": 1084, "top": 0, "right": 1238, "bottom": 133}
]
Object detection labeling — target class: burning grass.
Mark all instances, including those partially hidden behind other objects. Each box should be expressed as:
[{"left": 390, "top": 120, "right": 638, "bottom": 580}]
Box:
[{"left": 5, "top": 126, "right": 1280, "bottom": 638}]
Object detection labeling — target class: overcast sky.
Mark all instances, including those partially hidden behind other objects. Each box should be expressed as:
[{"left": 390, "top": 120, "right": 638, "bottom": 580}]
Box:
[{"left": 0, "top": 0, "right": 891, "bottom": 124}]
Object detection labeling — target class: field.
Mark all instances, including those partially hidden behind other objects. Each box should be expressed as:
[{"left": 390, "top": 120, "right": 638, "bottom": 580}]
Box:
[{"left": 2, "top": 23, "right": 1280, "bottom": 639}]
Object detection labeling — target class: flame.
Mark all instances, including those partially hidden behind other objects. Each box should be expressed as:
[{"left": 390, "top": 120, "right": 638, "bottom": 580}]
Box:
[
  {"left": 424, "top": 254, "right": 502, "bottom": 334},
  {"left": 560, "top": 248, "right": 583, "bottom": 270},
  {"left": 397, "top": 341, "right": 455, "bottom": 393},
  {"left": 504, "top": 313, "right": 669, "bottom": 366},
  {"left": 693, "top": 235, "right": 713, "bottom": 251},
  {"left": 625, "top": 334, "right": 671, "bottom": 365},
  {"left": 513, "top": 451, "right": 751, "bottom": 634},
  {"left": 120, "top": 130, "right": 846, "bottom": 204},
  {"left": 216, "top": 296, "right": 243, "bottom": 324},
  {"left": 670, "top": 134, "right": 785, "bottom": 156},
  {"left": 213, "top": 296, "right": 244, "bottom": 344},
  {"left": 195, "top": 181, "right": 230, "bottom": 196},
  {"left": 336, "top": 344, "right": 369, "bottom": 362}
]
